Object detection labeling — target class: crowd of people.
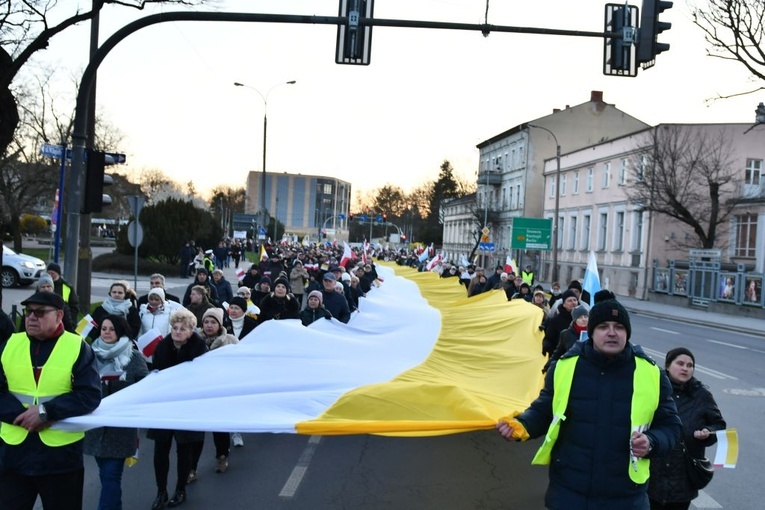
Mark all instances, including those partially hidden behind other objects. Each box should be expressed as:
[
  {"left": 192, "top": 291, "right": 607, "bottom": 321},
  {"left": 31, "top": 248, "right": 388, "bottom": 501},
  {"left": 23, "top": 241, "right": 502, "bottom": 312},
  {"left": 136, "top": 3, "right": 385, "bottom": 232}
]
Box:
[{"left": 0, "top": 241, "right": 728, "bottom": 510}]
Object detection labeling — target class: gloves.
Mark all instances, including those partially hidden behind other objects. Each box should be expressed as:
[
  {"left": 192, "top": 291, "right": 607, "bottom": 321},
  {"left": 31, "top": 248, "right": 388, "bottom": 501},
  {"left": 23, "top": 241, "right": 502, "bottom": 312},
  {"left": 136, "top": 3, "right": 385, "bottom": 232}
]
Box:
[{"left": 497, "top": 411, "right": 530, "bottom": 442}]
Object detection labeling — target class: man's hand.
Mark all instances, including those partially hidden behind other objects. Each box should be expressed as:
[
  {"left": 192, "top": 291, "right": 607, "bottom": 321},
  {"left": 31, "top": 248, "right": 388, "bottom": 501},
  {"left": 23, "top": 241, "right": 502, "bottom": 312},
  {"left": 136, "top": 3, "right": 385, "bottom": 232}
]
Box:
[
  {"left": 13, "top": 405, "right": 50, "bottom": 433},
  {"left": 693, "top": 428, "right": 712, "bottom": 440},
  {"left": 496, "top": 412, "right": 530, "bottom": 442},
  {"left": 631, "top": 431, "right": 651, "bottom": 458}
]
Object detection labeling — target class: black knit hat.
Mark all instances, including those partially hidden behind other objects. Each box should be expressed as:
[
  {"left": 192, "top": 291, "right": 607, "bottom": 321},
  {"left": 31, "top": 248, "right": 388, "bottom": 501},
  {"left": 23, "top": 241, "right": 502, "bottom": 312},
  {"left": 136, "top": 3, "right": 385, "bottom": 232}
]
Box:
[
  {"left": 229, "top": 296, "right": 248, "bottom": 312},
  {"left": 273, "top": 276, "right": 291, "bottom": 292},
  {"left": 594, "top": 289, "right": 616, "bottom": 304},
  {"left": 665, "top": 347, "right": 695, "bottom": 369},
  {"left": 587, "top": 299, "right": 631, "bottom": 340}
]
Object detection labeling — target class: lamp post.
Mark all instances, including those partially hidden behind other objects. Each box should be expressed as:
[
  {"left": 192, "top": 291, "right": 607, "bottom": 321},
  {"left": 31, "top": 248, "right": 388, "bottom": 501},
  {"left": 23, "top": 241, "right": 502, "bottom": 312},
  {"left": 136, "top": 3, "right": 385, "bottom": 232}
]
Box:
[
  {"left": 528, "top": 123, "right": 561, "bottom": 284},
  {"left": 744, "top": 102, "right": 765, "bottom": 134},
  {"left": 234, "top": 80, "right": 296, "bottom": 236}
]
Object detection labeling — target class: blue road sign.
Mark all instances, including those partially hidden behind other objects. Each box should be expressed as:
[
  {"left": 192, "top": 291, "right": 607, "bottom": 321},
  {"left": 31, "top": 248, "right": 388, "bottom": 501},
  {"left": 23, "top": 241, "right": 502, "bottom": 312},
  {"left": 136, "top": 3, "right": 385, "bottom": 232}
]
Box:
[
  {"left": 39, "top": 144, "right": 126, "bottom": 165},
  {"left": 478, "top": 242, "right": 495, "bottom": 252},
  {"left": 258, "top": 228, "right": 267, "bottom": 235}
]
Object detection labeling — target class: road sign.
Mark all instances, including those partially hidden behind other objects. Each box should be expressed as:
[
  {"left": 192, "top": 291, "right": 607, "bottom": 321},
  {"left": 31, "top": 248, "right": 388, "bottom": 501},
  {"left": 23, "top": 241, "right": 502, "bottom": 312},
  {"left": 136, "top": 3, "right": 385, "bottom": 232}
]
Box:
[
  {"left": 325, "top": 229, "right": 337, "bottom": 235},
  {"left": 481, "top": 227, "right": 490, "bottom": 236},
  {"left": 127, "top": 221, "right": 144, "bottom": 247},
  {"left": 478, "top": 242, "right": 495, "bottom": 252},
  {"left": 258, "top": 228, "right": 267, "bottom": 235},
  {"left": 41, "top": 143, "right": 67, "bottom": 159},
  {"left": 511, "top": 217, "right": 552, "bottom": 250},
  {"left": 39, "top": 143, "right": 126, "bottom": 165},
  {"left": 336, "top": 0, "right": 374, "bottom": 65},
  {"left": 126, "top": 195, "right": 145, "bottom": 218}
]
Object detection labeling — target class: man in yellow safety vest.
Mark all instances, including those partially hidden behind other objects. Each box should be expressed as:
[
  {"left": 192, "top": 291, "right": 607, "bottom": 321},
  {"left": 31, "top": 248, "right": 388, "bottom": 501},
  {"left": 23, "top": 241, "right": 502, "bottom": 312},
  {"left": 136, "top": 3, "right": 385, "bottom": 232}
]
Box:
[
  {"left": 497, "top": 298, "right": 681, "bottom": 510},
  {"left": 0, "top": 291, "right": 101, "bottom": 509},
  {"left": 45, "top": 262, "right": 80, "bottom": 321}
]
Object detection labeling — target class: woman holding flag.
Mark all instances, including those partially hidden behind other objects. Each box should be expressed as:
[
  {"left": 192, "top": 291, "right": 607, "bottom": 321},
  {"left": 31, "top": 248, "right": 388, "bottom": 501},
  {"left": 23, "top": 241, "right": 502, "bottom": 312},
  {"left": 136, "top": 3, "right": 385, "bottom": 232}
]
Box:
[{"left": 648, "top": 347, "right": 726, "bottom": 509}]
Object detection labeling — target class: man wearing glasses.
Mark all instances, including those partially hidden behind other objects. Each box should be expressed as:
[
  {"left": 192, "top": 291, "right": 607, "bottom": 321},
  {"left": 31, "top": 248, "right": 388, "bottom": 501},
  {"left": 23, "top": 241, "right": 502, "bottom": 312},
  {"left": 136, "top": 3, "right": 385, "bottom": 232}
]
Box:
[{"left": 0, "top": 292, "right": 101, "bottom": 509}]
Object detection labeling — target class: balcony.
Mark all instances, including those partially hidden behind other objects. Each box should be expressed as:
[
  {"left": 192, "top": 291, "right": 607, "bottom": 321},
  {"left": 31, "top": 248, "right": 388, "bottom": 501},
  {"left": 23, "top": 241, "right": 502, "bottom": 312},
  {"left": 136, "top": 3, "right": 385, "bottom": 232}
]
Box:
[
  {"left": 736, "top": 180, "right": 765, "bottom": 201},
  {"left": 478, "top": 170, "right": 502, "bottom": 186}
]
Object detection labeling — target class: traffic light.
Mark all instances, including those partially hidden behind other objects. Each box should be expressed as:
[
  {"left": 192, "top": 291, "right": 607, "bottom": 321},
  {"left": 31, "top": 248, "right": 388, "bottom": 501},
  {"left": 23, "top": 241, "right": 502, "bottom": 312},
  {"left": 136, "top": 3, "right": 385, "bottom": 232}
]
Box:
[
  {"left": 82, "top": 149, "right": 113, "bottom": 214},
  {"left": 637, "top": 0, "right": 672, "bottom": 66},
  {"left": 349, "top": 212, "right": 354, "bottom": 222},
  {"left": 382, "top": 213, "right": 387, "bottom": 221}
]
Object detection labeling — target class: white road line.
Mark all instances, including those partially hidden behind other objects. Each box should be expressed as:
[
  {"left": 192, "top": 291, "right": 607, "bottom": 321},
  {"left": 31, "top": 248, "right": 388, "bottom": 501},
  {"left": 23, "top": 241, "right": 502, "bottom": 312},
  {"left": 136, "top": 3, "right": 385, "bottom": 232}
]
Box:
[
  {"left": 692, "top": 489, "right": 723, "bottom": 508},
  {"left": 279, "top": 435, "right": 322, "bottom": 498},
  {"left": 707, "top": 340, "right": 748, "bottom": 350},
  {"left": 650, "top": 327, "right": 681, "bottom": 335}
]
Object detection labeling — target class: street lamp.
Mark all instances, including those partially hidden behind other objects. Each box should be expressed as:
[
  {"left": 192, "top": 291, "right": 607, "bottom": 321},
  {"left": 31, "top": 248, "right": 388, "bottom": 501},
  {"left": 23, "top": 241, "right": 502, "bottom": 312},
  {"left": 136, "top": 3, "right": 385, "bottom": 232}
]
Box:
[
  {"left": 744, "top": 102, "right": 765, "bottom": 134},
  {"left": 234, "top": 80, "right": 296, "bottom": 237},
  {"left": 528, "top": 123, "right": 561, "bottom": 284}
]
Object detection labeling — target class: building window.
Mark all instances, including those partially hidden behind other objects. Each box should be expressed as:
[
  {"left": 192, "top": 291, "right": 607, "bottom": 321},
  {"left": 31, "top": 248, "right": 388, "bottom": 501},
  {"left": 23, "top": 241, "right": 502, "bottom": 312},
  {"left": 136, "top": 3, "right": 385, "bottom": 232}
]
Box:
[
  {"left": 582, "top": 214, "right": 591, "bottom": 250},
  {"left": 614, "top": 211, "right": 625, "bottom": 251},
  {"left": 632, "top": 211, "right": 644, "bottom": 253},
  {"left": 569, "top": 216, "right": 577, "bottom": 250},
  {"left": 516, "top": 185, "right": 522, "bottom": 209},
  {"left": 619, "top": 159, "right": 628, "bottom": 185},
  {"left": 636, "top": 155, "right": 646, "bottom": 182},
  {"left": 323, "top": 183, "right": 333, "bottom": 195},
  {"left": 598, "top": 212, "right": 608, "bottom": 251},
  {"left": 735, "top": 214, "right": 757, "bottom": 258},
  {"left": 549, "top": 176, "right": 556, "bottom": 198},
  {"left": 558, "top": 216, "right": 565, "bottom": 249},
  {"left": 745, "top": 159, "right": 762, "bottom": 185},
  {"left": 560, "top": 175, "right": 567, "bottom": 196},
  {"left": 602, "top": 163, "right": 611, "bottom": 188},
  {"left": 586, "top": 167, "right": 594, "bottom": 192},
  {"left": 573, "top": 172, "right": 580, "bottom": 195}
]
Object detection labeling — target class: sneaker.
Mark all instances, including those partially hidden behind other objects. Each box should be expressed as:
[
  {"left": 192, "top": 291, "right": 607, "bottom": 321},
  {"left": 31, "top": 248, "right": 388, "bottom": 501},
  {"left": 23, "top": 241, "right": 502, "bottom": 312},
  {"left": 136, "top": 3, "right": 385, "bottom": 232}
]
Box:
[
  {"left": 231, "top": 433, "right": 244, "bottom": 447},
  {"left": 186, "top": 469, "right": 198, "bottom": 484},
  {"left": 215, "top": 455, "right": 229, "bottom": 473}
]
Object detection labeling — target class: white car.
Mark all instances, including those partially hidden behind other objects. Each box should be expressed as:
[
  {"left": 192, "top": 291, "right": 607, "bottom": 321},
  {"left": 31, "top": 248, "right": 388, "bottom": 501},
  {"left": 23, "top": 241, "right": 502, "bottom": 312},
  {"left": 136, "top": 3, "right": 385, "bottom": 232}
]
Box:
[{"left": 2, "top": 246, "right": 46, "bottom": 288}]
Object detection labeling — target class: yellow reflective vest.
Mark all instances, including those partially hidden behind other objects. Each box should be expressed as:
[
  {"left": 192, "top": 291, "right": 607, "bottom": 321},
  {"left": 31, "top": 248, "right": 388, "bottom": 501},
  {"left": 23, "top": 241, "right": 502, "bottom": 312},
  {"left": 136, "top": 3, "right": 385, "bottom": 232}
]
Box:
[
  {"left": 521, "top": 270, "right": 535, "bottom": 285},
  {"left": 531, "top": 354, "right": 660, "bottom": 484},
  {"left": 0, "top": 331, "right": 85, "bottom": 447}
]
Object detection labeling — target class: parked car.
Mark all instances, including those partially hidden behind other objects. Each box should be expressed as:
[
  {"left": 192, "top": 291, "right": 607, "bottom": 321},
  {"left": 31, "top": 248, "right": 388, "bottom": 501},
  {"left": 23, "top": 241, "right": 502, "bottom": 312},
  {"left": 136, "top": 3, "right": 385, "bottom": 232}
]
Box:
[{"left": 1, "top": 246, "right": 46, "bottom": 288}]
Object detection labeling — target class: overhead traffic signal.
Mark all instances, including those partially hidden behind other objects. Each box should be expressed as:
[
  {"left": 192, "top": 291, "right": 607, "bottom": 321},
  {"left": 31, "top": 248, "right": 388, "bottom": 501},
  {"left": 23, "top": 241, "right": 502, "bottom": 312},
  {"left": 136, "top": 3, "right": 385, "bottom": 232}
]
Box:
[
  {"left": 349, "top": 212, "right": 354, "bottom": 222},
  {"left": 82, "top": 149, "right": 113, "bottom": 214},
  {"left": 382, "top": 213, "right": 387, "bottom": 221},
  {"left": 637, "top": 0, "right": 672, "bottom": 66}
]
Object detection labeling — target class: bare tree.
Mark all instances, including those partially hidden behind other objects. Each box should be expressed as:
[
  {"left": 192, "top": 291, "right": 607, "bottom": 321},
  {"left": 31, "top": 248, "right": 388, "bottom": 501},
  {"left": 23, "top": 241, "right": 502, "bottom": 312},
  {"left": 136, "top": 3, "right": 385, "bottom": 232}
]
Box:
[
  {"left": 139, "top": 168, "right": 183, "bottom": 203},
  {"left": 692, "top": 1, "right": 765, "bottom": 99},
  {"left": 625, "top": 125, "right": 740, "bottom": 249}
]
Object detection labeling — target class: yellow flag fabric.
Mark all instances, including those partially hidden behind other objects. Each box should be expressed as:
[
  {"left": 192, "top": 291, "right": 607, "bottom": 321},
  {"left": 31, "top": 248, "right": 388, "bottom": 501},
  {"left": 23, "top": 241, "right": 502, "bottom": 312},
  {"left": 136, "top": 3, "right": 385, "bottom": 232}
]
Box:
[{"left": 296, "top": 264, "right": 546, "bottom": 436}]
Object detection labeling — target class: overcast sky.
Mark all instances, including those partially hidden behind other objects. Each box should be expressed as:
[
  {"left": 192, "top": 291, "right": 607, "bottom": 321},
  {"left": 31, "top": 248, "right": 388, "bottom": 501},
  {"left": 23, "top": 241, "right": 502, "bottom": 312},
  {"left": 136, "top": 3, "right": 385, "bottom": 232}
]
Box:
[{"left": 29, "top": 0, "right": 762, "bottom": 200}]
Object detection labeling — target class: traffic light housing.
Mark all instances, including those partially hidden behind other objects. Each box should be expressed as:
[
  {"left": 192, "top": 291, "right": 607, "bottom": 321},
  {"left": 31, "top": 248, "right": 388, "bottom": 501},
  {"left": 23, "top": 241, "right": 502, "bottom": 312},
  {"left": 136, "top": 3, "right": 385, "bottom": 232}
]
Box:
[
  {"left": 349, "top": 212, "right": 354, "bottom": 222},
  {"left": 382, "top": 213, "right": 387, "bottom": 221},
  {"left": 637, "top": 0, "right": 672, "bottom": 66},
  {"left": 82, "top": 149, "right": 113, "bottom": 214}
]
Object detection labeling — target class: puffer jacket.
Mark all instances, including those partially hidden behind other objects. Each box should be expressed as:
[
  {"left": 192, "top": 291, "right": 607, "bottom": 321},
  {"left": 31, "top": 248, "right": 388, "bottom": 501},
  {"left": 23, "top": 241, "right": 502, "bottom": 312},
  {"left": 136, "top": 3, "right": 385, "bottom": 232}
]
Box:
[
  {"left": 289, "top": 266, "right": 309, "bottom": 296},
  {"left": 518, "top": 341, "right": 682, "bottom": 510},
  {"left": 647, "top": 377, "right": 726, "bottom": 505}
]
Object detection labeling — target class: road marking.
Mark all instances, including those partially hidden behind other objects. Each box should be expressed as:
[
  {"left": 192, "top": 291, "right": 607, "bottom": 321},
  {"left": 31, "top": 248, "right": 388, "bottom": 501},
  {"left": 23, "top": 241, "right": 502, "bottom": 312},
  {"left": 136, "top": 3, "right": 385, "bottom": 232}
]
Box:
[
  {"left": 642, "top": 348, "right": 738, "bottom": 381},
  {"left": 693, "top": 489, "right": 723, "bottom": 508},
  {"left": 650, "top": 327, "right": 680, "bottom": 335},
  {"left": 279, "top": 435, "right": 322, "bottom": 498},
  {"left": 708, "top": 340, "right": 748, "bottom": 350}
]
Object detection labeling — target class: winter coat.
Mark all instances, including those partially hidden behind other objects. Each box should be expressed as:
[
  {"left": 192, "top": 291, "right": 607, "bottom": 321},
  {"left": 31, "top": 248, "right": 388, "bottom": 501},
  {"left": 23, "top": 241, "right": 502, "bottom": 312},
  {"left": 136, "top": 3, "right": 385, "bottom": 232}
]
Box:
[
  {"left": 202, "top": 331, "right": 239, "bottom": 351},
  {"left": 542, "top": 305, "right": 573, "bottom": 356},
  {"left": 89, "top": 303, "right": 141, "bottom": 342},
  {"left": 289, "top": 266, "right": 309, "bottom": 295},
  {"left": 139, "top": 301, "right": 183, "bottom": 338},
  {"left": 321, "top": 289, "right": 351, "bottom": 324},
  {"left": 258, "top": 293, "right": 300, "bottom": 324},
  {"left": 224, "top": 315, "right": 258, "bottom": 341},
  {"left": 182, "top": 276, "right": 219, "bottom": 307},
  {"left": 518, "top": 341, "right": 682, "bottom": 510},
  {"left": 185, "top": 300, "right": 214, "bottom": 329},
  {"left": 211, "top": 276, "right": 234, "bottom": 306},
  {"left": 83, "top": 350, "right": 149, "bottom": 459},
  {"left": 300, "top": 306, "right": 332, "bottom": 326},
  {"left": 146, "top": 333, "right": 207, "bottom": 444},
  {"left": 647, "top": 377, "right": 726, "bottom": 505}
]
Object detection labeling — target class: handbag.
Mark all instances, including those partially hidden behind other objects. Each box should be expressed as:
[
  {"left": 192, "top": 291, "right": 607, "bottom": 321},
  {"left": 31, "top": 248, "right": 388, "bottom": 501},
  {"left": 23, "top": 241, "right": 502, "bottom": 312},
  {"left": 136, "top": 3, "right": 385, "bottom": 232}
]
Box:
[{"left": 682, "top": 442, "right": 714, "bottom": 490}]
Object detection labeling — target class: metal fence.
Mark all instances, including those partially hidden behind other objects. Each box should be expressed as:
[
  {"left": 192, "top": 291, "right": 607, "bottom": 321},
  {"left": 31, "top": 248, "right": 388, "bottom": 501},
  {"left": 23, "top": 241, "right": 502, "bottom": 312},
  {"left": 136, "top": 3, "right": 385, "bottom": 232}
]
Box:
[{"left": 652, "top": 259, "right": 764, "bottom": 308}]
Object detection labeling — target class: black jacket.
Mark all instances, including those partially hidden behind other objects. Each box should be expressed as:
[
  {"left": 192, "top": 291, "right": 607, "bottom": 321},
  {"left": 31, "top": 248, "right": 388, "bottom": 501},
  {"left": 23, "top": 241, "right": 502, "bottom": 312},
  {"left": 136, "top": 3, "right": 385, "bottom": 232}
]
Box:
[
  {"left": 518, "top": 341, "right": 682, "bottom": 510},
  {"left": 321, "top": 289, "right": 351, "bottom": 324},
  {"left": 88, "top": 304, "right": 141, "bottom": 342},
  {"left": 542, "top": 305, "right": 573, "bottom": 357},
  {"left": 0, "top": 330, "right": 101, "bottom": 475},
  {"left": 258, "top": 293, "right": 300, "bottom": 324},
  {"left": 225, "top": 315, "right": 258, "bottom": 340},
  {"left": 647, "top": 377, "right": 726, "bottom": 505},
  {"left": 300, "top": 307, "right": 332, "bottom": 326}
]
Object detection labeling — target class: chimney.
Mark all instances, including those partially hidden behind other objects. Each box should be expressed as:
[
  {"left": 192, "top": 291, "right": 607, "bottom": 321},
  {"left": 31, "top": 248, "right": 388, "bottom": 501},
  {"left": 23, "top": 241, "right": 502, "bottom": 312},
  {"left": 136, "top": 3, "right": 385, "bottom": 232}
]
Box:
[
  {"left": 591, "top": 90, "right": 604, "bottom": 102},
  {"left": 553, "top": 108, "right": 561, "bottom": 114}
]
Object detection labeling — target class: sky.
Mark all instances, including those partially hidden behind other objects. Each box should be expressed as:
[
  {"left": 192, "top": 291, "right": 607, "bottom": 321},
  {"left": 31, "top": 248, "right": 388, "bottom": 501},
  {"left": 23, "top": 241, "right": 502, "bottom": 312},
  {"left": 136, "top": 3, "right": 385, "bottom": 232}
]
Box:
[{"left": 26, "top": 0, "right": 763, "bottom": 200}]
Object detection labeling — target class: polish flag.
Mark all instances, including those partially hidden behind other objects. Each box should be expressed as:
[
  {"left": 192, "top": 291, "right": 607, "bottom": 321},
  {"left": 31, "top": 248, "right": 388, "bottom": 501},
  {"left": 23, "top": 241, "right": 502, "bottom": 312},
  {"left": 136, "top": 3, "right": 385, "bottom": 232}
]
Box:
[
  {"left": 137, "top": 329, "right": 163, "bottom": 358},
  {"left": 504, "top": 256, "right": 517, "bottom": 274},
  {"left": 426, "top": 253, "right": 443, "bottom": 271},
  {"left": 340, "top": 242, "right": 354, "bottom": 268},
  {"left": 235, "top": 268, "right": 246, "bottom": 282}
]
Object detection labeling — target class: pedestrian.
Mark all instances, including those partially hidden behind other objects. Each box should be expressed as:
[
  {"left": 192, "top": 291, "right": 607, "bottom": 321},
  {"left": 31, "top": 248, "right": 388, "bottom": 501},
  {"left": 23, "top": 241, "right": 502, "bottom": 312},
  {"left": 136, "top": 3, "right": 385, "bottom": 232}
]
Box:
[
  {"left": 89, "top": 282, "right": 141, "bottom": 343},
  {"left": 320, "top": 272, "right": 350, "bottom": 324},
  {"left": 647, "top": 347, "right": 726, "bottom": 510},
  {"left": 542, "top": 290, "right": 578, "bottom": 358},
  {"left": 84, "top": 315, "right": 149, "bottom": 510},
  {"left": 497, "top": 298, "right": 682, "bottom": 510},
  {"left": 147, "top": 309, "right": 207, "bottom": 510},
  {"left": 300, "top": 290, "right": 333, "bottom": 326},
  {"left": 0, "top": 291, "right": 101, "bottom": 510},
  {"left": 210, "top": 269, "right": 233, "bottom": 307},
  {"left": 137, "top": 274, "right": 181, "bottom": 307},
  {"left": 45, "top": 262, "right": 80, "bottom": 320},
  {"left": 182, "top": 268, "right": 219, "bottom": 307},
  {"left": 34, "top": 273, "right": 75, "bottom": 333}
]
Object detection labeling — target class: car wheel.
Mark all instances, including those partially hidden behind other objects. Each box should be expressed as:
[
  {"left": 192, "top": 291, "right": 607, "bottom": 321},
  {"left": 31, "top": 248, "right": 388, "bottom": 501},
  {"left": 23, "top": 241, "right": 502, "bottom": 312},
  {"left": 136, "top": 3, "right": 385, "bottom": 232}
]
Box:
[{"left": 1, "top": 268, "right": 19, "bottom": 288}]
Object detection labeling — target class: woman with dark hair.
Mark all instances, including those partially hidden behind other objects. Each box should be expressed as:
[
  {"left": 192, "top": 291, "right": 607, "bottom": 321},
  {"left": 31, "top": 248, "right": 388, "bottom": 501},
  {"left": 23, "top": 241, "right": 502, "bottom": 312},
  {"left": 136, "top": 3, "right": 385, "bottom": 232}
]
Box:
[
  {"left": 648, "top": 347, "right": 726, "bottom": 510},
  {"left": 84, "top": 315, "right": 149, "bottom": 510},
  {"left": 89, "top": 282, "right": 141, "bottom": 342}
]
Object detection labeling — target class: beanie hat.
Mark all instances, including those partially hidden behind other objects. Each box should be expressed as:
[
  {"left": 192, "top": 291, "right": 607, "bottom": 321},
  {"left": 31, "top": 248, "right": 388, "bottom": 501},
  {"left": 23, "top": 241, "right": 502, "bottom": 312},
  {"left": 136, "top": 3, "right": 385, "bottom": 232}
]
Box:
[
  {"left": 273, "top": 276, "right": 291, "bottom": 292},
  {"left": 148, "top": 288, "right": 166, "bottom": 302},
  {"left": 230, "top": 296, "right": 248, "bottom": 312},
  {"left": 568, "top": 280, "right": 583, "bottom": 291},
  {"left": 308, "top": 290, "right": 323, "bottom": 304},
  {"left": 341, "top": 273, "right": 351, "bottom": 282},
  {"left": 664, "top": 347, "right": 695, "bottom": 369},
  {"left": 259, "top": 276, "right": 272, "bottom": 285},
  {"left": 202, "top": 307, "right": 224, "bottom": 326},
  {"left": 559, "top": 289, "right": 577, "bottom": 304},
  {"left": 36, "top": 273, "right": 54, "bottom": 290},
  {"left": 594, "top": 289, "right": 616, "bottom": 304},
  {"left": 587, "top": 299, "right": 631, "bottom": 341},
  {"left": 46, "top": 262, "right": 62, "bottom": 275},
  {"left": 571, "top": 305, "right": 589, "bottom": 322}
]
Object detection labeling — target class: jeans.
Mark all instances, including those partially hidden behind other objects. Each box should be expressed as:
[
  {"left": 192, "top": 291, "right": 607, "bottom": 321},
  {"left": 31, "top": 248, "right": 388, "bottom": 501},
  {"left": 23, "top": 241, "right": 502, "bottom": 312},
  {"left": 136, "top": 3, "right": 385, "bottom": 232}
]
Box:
[{"left": 95, "top": 457, "right": 125, "bottom": 510}]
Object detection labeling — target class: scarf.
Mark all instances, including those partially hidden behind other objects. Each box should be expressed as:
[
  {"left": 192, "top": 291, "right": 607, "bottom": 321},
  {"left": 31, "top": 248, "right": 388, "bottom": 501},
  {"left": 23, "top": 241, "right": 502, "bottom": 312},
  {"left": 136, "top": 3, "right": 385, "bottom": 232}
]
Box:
[
  {"left": 573, "top": 323, "right": 588, "bottom": 334},
  {"left": 91, "top": 336, "right": 133, "bottom": 374},
  {"left": 102, "top": 296, "right": 132, "bottom": 316},
  {"left": 230, "top": 315, "right": 245, "bottom": 338},
  {"left": 147, "top": 302, "right": 164, "bottom": 314}
]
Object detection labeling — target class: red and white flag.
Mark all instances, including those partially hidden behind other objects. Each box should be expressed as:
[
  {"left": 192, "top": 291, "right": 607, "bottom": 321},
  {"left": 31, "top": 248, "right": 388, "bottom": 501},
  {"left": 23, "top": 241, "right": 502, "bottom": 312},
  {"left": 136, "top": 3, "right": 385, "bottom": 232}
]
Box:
[
  {"left": 504, "top": 256, "right": 517, "bottom": 274},
  {"left": 235, "top": 267, "right": 246, "bottom": 282},
  {"left": 137, "top": 329, "right": 163, "bottom": 358},
  {"left": 426, "top": 252, "right": 443, "bottom": 271},
  {"left": 340, "top": 242, "right": 354, "bottom": 268}
]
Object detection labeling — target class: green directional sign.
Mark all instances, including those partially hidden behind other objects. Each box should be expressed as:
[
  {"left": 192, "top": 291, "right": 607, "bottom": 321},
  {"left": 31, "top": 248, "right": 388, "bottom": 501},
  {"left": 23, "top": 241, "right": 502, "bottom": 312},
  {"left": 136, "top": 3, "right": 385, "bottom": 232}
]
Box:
[{"left": 511, "top": 217, "right": 552, "bottom": 250}]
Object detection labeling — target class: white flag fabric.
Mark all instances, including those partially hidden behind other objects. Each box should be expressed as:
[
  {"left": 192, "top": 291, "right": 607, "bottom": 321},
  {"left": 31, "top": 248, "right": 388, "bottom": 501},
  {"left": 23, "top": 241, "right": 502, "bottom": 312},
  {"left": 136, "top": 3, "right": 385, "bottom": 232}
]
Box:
[{"left": 583, "top": 250, "right": 601, "bottom": 306}]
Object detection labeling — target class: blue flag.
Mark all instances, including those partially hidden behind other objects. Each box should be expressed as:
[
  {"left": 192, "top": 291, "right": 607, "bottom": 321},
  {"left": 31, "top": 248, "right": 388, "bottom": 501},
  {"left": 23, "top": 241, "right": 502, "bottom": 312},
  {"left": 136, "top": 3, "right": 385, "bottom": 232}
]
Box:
[{"left": 583, "top": 250, "right": 601, "bottom": 306}]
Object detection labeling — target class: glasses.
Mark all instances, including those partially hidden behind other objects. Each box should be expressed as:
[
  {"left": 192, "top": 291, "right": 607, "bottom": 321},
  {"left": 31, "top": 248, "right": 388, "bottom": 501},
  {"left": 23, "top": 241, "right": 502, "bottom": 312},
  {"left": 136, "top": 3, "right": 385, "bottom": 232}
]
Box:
[{"left": 24, "top": 308, "right": 58, "bottom": 318}]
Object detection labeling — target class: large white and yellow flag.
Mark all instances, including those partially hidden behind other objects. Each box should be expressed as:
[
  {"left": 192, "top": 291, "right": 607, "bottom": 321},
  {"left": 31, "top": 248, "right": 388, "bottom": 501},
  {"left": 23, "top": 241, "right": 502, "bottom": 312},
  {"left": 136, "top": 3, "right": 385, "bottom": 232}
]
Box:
[{"left": 60, "top": 264, "right": 547, "bottom": 436}]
